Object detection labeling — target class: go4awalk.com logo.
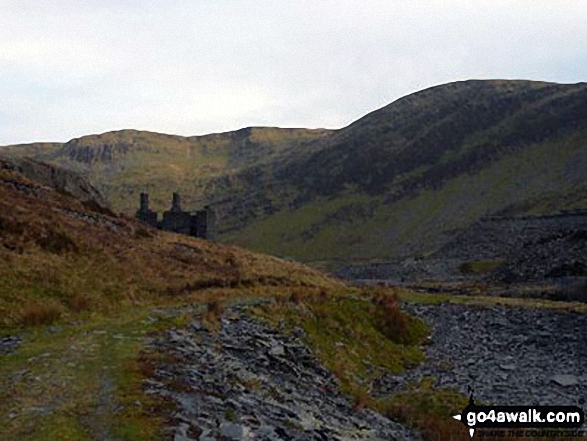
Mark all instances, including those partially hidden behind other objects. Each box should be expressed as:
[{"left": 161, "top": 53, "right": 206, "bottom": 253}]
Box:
[{"left": 453, "top": 393, "right": 584, "bottom": 438}]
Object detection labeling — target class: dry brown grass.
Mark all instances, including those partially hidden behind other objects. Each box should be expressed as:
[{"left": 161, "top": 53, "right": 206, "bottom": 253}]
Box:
[
  {"left": 20, "top": 302, "right": 63, "bottom": 326},
  {"left": 0, "top": 165, "right": 344, "bottom": 329},
  {"left": 374, "top": 291, "right": 409, "bottom": 338},
  {"left": 202, "top": 299, "right": 225, "bottom": 330},
  {"left": 351, "top": 386, "right": 372, "bottom": 411},
  {"left": 68, "top": 294, "right": 92, "bottom": 312},
  {"left": 289, "top": 289, "right": 305, "bottom": 304},
  {"left": 370, "top": 287, "right": 428, "bottom": 345},
  {"left": 417, "top": 415, "right": 470, "bottom": 441},
  {"left": 206, "top": 299, "right": 224, "bottom": 319},
  {"left": 36, "top": 229, "right": 78, "bottom": 254}
]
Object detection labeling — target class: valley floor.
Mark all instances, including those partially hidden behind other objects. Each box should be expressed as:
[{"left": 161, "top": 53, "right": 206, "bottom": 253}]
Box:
[{"left": 1, "top": 292, "right": 586, "bottom": 441}]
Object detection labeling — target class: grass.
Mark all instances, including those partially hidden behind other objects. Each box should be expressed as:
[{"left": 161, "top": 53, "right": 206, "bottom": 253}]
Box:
[
  {"left": 6, "top": 127, "right": 332, "bottom": 215},
  {"left": 226, "top": 125, "right": 587, "bottom": 265},
  {"left": 5, "top": 82, "right": 587, "bottom": 270},
  {"left": 19, "top": 302, "right": 63, "bottom": 326},
  {"left": 2, "top": 153, "right": 586, "bottom": 440},
  {"left": 0, "top": 163, "right": 347, "bottom": 439},
  {"left": 459, "top": 259, "right": 504, "bottom": 275},
  {"left": 253, "top": 287, "right": 427, "bottom": 396},
  {"left": 252, "top": 287, "right": 479, "bottom": 440},
  {"left": 253, "top": 286, "right": 587, "bottom": 441},
  {"left": 398, "top": 288, "right": 587, "bottom": 313},
  {"left": 0, "top": 307, "right": 192, "bottom": 440},
  {"left": 202, "top": 299, "right": 225, "bottom": 330},
  {"left": 377, "top": 378, "right": 470, "bottom": 441},
  {"left": 378, "top": 378, "right": 585, "bottom": 441},
  {"left": 0, "top": 162, "right": 342, "bottom": 329}
]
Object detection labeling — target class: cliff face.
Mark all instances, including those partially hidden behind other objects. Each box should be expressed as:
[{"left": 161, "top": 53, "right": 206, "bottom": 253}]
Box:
[{"left": 0, "top": 155, "right": 110, "bottom": 209}]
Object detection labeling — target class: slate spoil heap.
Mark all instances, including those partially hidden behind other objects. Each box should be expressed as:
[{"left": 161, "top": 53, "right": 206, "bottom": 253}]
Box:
[
  {"left": 374, "top": 304, "right": 587, "bottom": 406},
  {"left": 146, "top": 304, "right": 419, "bottom": 441}
]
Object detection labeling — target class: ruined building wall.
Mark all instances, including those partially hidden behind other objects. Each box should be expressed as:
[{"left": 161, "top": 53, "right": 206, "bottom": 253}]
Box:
[
  {"left": 162, "top": 211, "right": 192, "bottom": 235},
  {"left": 135, "top": 192, "right": 158, "bottom": 227},
  {"left": 192, "top": 207, "right": 216, "bottom": 240},
  {"left": 161, "top": 192, "right": 192, "bottom": 234},
  {"left": 136, "top": 192, "right": 216, "bottom": 240}
]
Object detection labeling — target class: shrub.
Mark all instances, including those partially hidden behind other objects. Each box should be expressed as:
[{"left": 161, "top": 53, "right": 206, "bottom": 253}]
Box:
[
  {"left": 372, "top": 289, "right": 428, "bottom": 345},
  {"left": 20, "top": 302, "right": 63, "bottom": 326},
  {"left": 69, "top": 294, "right": 92, "bottom": 312},
  {"left": 204, "top": 300, "right": 224, "bottom": 327},
  {"left": 37, "top": 229, "right": 78, "bottom": 254},
  {"left": 289, "top": 289, "right": 305, "bottom": 305}
]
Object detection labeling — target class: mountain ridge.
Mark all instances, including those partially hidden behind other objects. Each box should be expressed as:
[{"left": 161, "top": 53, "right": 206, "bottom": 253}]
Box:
[{"left": 3, "top": 79, "right": 587, "bottom": 266}]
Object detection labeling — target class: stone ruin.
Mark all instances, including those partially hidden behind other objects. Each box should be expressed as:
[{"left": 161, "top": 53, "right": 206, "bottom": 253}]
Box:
[{"left": 135, "top": 192, "right": 216, "bottom": 240}]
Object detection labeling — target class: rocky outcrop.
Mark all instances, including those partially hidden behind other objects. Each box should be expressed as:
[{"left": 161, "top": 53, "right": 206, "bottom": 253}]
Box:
[
  {"left": 0, "top": 335, "right": 21, "bottom": 355},
  {"left": 0, "top": 155, "right": 109, "bottom": 208},
  {"left": 60, "top": 138, "right": 157, "bottom": 165},
  {"left": 146, "top": 303, "right": 419, "bottom": 441}
]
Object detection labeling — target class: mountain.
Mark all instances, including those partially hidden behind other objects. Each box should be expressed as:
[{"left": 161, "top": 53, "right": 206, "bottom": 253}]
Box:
[
  {"left": 1, "top": 127, "right": 332, "bottom": 215},
  {"left": 3, "top": 79, "right": 587, "bottom": 267},
  {"left": 220, "top": 80, "right": 587, "bottom": 264}
]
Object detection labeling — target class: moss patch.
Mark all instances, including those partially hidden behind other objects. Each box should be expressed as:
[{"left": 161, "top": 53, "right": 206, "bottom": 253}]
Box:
[{"left": 459, "top": 260, "right": 504, "bottom": 275}]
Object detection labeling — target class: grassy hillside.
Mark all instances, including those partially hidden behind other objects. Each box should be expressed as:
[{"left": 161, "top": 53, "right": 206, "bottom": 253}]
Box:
[
  {"left": 0, "top": 160, "right": 348, "bottom": 440},
  {"left": 0, "top": 158, "right": 341, "bottom": 328},
  {"left": 228, "top": 129, "right": 587, "bottom": 263},
  {"left": 1, "top": 159, "right": 584, "bottom": 440},
  {"left": 3, "top": 80, "right": 587, "bottom": 266},
  {"left": 223, "top": 80, "right": 587, "bottom": 263}
]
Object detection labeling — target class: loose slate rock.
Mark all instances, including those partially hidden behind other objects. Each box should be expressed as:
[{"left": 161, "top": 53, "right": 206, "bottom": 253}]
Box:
[
  {"left": 147, "top": 304, "right": 419, "bottom": 441},
  {"left": 551, "top": 375, "right": 579, "bottom": 388},
  {"left": 220, "top": 422, "right": 252, "bottom": 440},
  {"left": 0, "top": 335, "right": 22, "bottom": 355},
  {"left": 374, "top": 304, "right": 587, "bottom": 407}
]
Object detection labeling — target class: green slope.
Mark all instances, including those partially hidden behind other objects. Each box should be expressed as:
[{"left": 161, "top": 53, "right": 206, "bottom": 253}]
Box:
[
  {"left": 228, "top": 130, "right": 587, "bottom": 264},
  {"left": 222, "top": 80, "right": 587, "bottom": 264}
]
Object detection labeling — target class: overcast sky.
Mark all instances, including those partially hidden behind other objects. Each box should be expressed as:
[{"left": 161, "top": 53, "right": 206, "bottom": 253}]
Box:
[{"left": 1, "top": 0, "right": 586, "bottom": 145}]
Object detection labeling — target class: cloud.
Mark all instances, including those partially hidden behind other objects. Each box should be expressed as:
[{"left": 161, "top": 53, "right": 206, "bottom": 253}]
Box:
[{"left": 0, "top": 0, "right": 586, "bottom": 144}]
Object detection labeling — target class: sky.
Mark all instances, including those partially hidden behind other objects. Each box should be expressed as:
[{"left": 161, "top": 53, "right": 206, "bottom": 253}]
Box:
[{"left": 1, "top": 0, "right": 586, "bottom": 145}]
